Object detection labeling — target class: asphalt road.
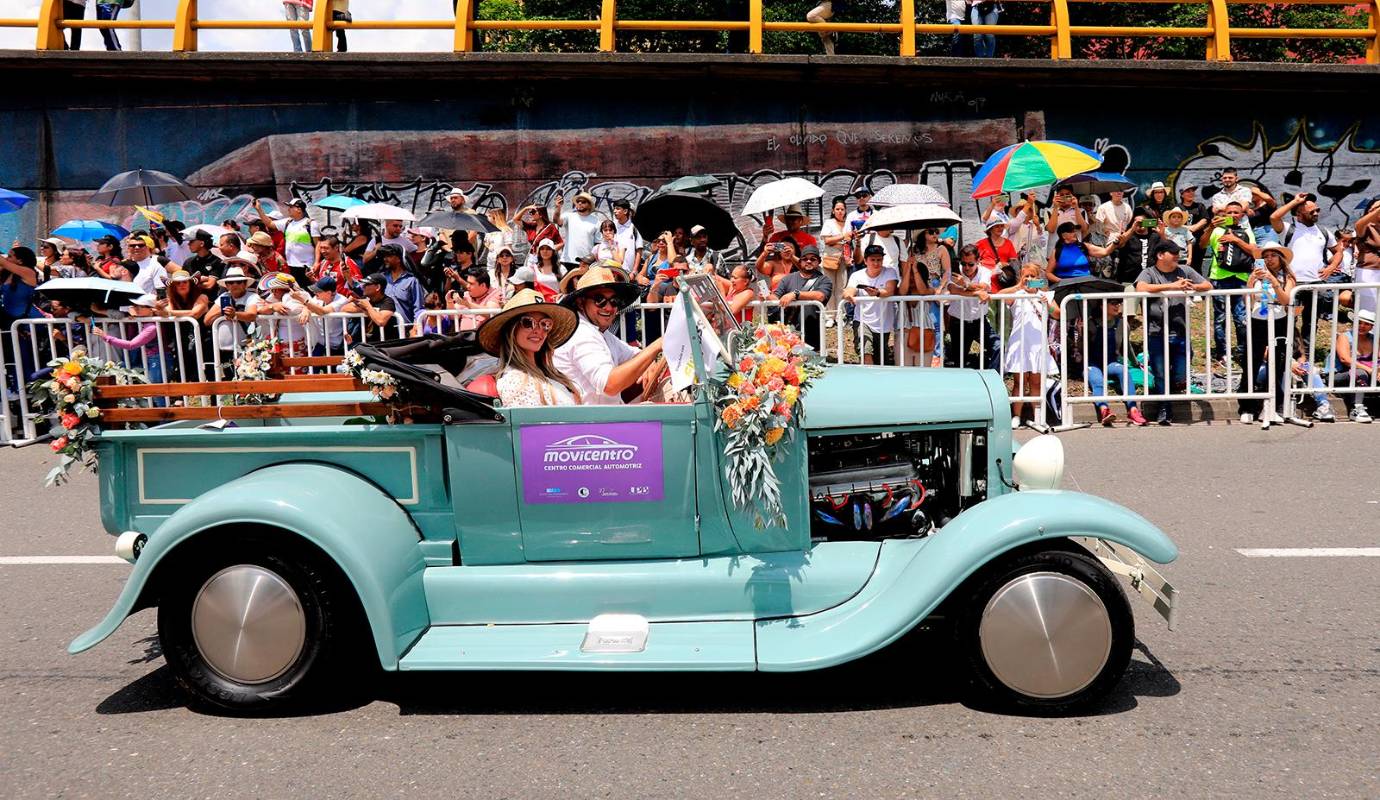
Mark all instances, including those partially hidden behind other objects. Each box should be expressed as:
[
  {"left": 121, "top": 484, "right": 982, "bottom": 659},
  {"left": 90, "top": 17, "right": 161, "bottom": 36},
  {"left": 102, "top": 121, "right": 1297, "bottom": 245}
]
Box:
[{"left": 1, "top": 424, "right": 1376, "bottom": 798}]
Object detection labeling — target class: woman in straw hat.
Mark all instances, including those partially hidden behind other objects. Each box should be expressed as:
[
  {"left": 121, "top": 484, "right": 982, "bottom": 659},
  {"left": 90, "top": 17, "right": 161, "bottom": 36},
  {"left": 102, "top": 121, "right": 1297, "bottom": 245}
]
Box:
[
  {"left": 478, "top": 289, "right": 582, "bottom": 407},
  {"left": 1238, "top": 242, "right": 1296, "bottom": 423}
]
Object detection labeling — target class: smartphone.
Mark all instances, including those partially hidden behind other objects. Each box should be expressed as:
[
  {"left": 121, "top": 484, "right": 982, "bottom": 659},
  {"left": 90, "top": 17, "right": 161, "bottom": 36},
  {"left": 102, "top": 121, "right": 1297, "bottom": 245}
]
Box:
[
  {"left": 219, "top": 294, "right": 233, "bottom": 310},
  {"left": 1027, "top": 278, "right": 1048, "bottom": 290},
  {"left": 850, "top": 219, "right": 864, "bottom": 231},
  {"left": 1140, "top": 219, "right": 1158, "bottom": 230}
]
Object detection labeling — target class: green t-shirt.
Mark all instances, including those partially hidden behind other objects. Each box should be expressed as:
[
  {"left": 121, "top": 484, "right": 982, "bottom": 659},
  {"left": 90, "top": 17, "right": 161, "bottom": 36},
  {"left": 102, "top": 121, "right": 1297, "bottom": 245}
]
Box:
[{"left": 1206, "top": 224, "right": 1257, "bottom": 281}]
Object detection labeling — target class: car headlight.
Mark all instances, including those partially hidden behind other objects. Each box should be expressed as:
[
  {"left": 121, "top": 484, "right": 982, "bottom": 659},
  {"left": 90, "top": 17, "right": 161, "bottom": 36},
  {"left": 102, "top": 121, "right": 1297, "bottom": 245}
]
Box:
[{"left": 1012, "top": 434, "right": 1065, "bottom": 490}]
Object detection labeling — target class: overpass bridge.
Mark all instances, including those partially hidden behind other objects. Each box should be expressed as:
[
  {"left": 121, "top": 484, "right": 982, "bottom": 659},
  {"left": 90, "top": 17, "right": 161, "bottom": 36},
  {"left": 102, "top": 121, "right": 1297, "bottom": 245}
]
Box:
[{"left": 3, "top": 30, "right": 1379, "bottom": 251}]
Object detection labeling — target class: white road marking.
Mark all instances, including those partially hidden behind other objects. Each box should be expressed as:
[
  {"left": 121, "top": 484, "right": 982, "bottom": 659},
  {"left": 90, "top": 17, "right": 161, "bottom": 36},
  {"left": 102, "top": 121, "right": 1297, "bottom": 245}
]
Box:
[
  {"left": 1236, "top": 547, "right": 1380, "bottom": 558},
  {"left": 0, "top": 556, "right": 126, "bottom": 565}
]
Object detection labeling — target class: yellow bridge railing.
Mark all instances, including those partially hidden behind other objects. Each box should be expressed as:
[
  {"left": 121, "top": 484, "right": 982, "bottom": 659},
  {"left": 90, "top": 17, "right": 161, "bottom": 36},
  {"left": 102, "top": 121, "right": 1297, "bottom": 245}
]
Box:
[{"left": 12, "top": 0, "right": 1380, "bottom": 63}]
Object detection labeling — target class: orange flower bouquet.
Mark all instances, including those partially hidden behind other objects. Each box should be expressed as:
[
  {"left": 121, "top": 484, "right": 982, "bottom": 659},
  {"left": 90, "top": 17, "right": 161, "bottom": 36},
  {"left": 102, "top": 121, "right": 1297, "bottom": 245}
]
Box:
[{"left": 709, "top": 323, "right": 827, "bottom": 528}]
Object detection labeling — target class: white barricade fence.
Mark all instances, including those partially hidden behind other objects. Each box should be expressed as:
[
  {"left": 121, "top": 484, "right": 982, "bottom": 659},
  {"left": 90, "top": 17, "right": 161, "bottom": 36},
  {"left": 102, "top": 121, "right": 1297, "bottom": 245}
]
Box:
[
  {"left": 846, "top": 293, "right": 1050, "bottom": 426},
  {"left": 1283, "top": 282, "right": 1380, "bottom": 420},
  {"left": 6, "top": 316, "right": 204, "bottom": 441},
  {"left": 414, "top": 307, "right": 500, "bottom": 337},
  {"left": 1058, "top": 287, "right": 1279, "bottom": 425},
  {"left": 210, "top": 311, "right": 408, "bottom": 378}
]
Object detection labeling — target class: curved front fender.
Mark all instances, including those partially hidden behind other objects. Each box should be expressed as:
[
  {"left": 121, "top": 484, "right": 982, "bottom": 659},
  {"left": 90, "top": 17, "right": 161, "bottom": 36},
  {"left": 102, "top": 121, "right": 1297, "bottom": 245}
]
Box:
[
  {"left": 69, "top": 463, "right": 430, "bottom": 669},
  {"left": 755, "top": 490, "right": 1176, "bottom": 671}
]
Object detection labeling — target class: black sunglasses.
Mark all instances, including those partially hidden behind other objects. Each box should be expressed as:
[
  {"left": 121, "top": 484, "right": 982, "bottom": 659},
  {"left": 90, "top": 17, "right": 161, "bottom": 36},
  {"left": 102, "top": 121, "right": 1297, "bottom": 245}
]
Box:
[{"left": 588, "top": 294, "right": 627, "bottom": 310}]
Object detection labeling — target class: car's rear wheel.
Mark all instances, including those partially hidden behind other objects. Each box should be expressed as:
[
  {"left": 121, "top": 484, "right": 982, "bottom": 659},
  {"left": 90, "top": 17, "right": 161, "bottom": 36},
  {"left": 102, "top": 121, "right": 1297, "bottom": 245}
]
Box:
[
  {"left": 157, "top": 539, "right": 361, "bottom": 713},
  {"left": 956, "top": 548, "right": 1133, "bottom": 713}
]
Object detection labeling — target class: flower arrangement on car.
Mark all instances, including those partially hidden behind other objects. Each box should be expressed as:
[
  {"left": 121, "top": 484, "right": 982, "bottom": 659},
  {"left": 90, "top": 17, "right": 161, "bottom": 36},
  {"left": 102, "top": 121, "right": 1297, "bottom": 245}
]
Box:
[
  {"left": 709, "top": 323, "right": 827, "bottom": 529},
  {"left": 27, "top": 349, "right": 146, "bottom": 486},
  {"left": 227, "top": 337, "right": 286, "bottom": 404},
  {"left": 341, "top": 351, "right": 401, "bottom": 401}
]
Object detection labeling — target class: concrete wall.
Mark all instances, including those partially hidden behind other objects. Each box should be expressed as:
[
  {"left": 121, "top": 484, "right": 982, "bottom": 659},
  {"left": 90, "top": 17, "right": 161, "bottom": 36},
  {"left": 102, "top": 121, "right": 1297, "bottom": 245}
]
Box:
[{"left": 5, "top": 53, "right": 1379, "bottom": 258}]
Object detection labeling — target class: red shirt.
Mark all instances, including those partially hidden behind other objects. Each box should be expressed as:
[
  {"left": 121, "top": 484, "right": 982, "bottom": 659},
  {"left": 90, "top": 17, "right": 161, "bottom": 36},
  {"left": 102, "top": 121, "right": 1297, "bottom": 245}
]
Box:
[
  {"left": 258, "top": 251, "right": 290, "bottom": 274},
  {"left": 976, "top": 237, "right": 1017, "bottom": 270},
  {"left": 312, "top": 257, "right": 363, "bottom": 297},
  {"left": 767, "top": 229, "right": 819, "bottom": 251}
]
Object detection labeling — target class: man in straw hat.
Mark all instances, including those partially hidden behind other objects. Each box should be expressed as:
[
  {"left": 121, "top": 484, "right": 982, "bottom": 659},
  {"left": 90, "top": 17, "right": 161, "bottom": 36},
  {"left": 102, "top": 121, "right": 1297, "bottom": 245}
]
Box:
[
  {"left": 475, "top": 289, "right": 582, "bottom": 407},
  {"left": 764, "top": 203, "right": 819, "bottom": 253},
  {"left": 553, "top": 266, "right": 665, "bottom": 405},
  {"left": 203, "top": 265, "right": 262, "bottom": 375}
]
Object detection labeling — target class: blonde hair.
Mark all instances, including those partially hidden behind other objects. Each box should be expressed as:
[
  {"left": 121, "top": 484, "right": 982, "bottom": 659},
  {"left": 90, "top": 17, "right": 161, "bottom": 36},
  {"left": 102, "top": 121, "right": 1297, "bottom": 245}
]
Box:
[{"left": 498, "top": 314, "right": 581, "bottom": 402}]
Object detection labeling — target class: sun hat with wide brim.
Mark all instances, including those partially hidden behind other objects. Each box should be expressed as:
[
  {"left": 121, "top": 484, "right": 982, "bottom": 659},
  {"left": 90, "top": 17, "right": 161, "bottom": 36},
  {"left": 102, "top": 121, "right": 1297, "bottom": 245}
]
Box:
[
  {"left": 1259, "top": 242, "right": 1294, "bottom": 265},
  {"left": 557, "top": 262, "right": 631, "bottom": 294},
  {"left": 1354, "top": 309, "right": 1377, "bottom": 325},
  {"left": 559, "top": 265, "right": 641, "bottom": 310},
  {"left": 1162, "top": 207, "right": 1189, "bottom": 226},
  {"left": 477, "top": 288, "right": 579, "bottom": 356}
]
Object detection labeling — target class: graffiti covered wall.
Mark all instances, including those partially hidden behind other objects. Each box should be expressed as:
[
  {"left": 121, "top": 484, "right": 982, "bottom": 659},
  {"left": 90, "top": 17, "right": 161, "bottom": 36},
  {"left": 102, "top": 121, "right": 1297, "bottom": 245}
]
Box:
[{"left": 5, "top": 59, "right": 1379, "bottom": 254}]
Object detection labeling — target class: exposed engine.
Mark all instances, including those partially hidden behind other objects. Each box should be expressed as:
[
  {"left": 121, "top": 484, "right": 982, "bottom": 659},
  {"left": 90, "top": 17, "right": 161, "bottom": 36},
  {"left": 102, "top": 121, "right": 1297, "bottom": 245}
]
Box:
[{"left": 806, "top": 429, "right": 987, "bottom": 542}]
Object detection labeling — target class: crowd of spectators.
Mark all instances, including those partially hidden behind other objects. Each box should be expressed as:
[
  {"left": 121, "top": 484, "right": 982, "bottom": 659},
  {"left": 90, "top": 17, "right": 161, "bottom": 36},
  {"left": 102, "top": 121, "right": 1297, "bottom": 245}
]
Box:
[{"left": 2, "top": 164, "right": 1378, "bottom": 422}]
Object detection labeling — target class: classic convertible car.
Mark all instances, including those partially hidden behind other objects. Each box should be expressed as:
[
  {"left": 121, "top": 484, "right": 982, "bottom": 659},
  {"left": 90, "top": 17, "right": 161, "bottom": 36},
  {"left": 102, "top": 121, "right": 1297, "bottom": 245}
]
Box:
[{"left": 70, "top": 294, "right": 1177, "bottom": 714}]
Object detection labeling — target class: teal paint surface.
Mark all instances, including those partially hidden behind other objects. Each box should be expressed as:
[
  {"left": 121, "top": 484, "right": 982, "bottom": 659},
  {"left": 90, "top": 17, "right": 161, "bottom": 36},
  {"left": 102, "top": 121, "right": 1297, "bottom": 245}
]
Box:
[
  {"left": 399, "top": 621, "right": 756, "bottom": 671},
  {"left": 69, "top": 463, "right": 430, "bottom": 669},
  {"left": 801, "top": 366, "right": 995, "bottom": 430},
  {"left": 422, "top": 541, "right": 881, "bottom": 625},
  {"left": 755, "top": 490, "right": 1176, "bottom": 671}
]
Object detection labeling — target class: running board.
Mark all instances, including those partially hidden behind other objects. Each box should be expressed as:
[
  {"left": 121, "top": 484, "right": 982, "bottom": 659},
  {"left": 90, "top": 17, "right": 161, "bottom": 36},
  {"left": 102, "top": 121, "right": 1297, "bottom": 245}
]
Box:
[
  {"left": 1077, "top": 537, "right": 1180, "bottom": 631},
  {"left": 398, "top": 618, "right": 757, "bottom": 671}
]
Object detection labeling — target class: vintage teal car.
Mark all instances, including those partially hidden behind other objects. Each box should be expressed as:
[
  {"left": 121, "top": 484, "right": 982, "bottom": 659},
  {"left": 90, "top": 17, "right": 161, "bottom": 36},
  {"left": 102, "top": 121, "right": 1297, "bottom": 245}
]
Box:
[{"left": 70, "top": 302, "right": 1178, "bottom": 714}]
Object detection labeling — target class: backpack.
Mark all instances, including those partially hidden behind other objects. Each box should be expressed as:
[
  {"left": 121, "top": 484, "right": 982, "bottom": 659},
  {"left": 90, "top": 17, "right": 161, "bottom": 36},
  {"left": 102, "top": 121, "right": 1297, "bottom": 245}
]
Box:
[
  {"left": 1216, "top": 229, "right": 1257, "bottom": 274},
  {"left": 1282, "top": 222, "right": 1336, "bottom": 251}
]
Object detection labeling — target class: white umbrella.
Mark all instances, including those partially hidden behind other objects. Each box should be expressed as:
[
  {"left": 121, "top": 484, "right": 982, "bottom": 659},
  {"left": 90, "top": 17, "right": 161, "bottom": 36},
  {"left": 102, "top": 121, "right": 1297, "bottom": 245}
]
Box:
[
  {"left": 741, "top": 177, "right": 824, "bottom": 216},
  {"left": 871, "top": 184, "right": 949, "bottom": 208},
  {"left": 860, "top": 203, "right": 962, "bottom": 232},
  {"left": 184, "top": 224, "right": 231, "bottom": 239},
  {"left": 342, "top": 203, "right": 416, "bottom": 222}
]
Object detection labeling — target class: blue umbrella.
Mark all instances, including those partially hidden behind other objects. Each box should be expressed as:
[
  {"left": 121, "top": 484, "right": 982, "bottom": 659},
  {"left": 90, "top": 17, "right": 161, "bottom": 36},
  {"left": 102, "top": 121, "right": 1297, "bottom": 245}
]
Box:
[
  {"left": 314, "top": 194, "right": 367, "bottom": 211},
  {"left": 50, "top": 219, "right": 131, "bottom": 242},
  {"left": 1057, "top": 171, "right": 1137, "bottom": 196},
  {"left": 0, "top": 188, "right": 31, "bottom": 213}
]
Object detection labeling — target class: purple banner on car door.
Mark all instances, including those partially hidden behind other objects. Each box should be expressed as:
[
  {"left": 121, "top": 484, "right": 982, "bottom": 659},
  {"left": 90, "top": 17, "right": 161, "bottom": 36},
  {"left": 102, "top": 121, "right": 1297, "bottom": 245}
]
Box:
[{"left": 520, "top": 422, "right": 665, "bottom": 504}]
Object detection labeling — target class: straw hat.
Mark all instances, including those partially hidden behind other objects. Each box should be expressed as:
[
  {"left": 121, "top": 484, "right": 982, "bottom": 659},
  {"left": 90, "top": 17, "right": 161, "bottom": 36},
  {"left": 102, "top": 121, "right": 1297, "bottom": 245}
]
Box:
[
  {"left": 559, "top": 265, "right": 640, "bottom": 310},
  {"left": 1259, "top": 242, "right": 1293, "bottom": 265},
  {"left": 558, "top": 262, "right": 630, "bottom": 294},
  {"left": 477, "top": 289, "right": 578, "bottom": 356},
  {"left": 247, "top": 231, "right": 275, "bottom": 248},
  {"left": 1162, "top": 207, "right": 1189, "bottom": 226},
  {"left": 780, "top": 204, "right": 807, "bottom": 220}
]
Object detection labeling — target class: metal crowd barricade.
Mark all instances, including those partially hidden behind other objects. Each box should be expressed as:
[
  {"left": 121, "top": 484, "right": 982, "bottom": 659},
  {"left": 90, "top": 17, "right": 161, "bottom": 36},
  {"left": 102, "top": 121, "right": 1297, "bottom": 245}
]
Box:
[
  {"left": 211, "top": 311, "right": 408, "bottom": 378},
  {"left": 1282, "top": 282, "right": 1380, "bottom": 420},
  {"left": 7, "top": 316, "right": 204, "bottom": 441},
  {"left": 846, "top": 292, "right": 1050, "bottom": 425},
  {"left": 1057, "top": 287, "right": 1281, "bottom": 427}
]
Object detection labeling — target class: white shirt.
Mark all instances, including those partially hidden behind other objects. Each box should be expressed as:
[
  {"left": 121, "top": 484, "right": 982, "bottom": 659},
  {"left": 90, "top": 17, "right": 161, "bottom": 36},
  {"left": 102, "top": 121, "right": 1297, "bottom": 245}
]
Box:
[
  {"left": 496, "top": 368, "right": 577, "bottom": 407},
  {"left": 1211, "top": 184, "right": 1254, "bottom": 211},
  {"left": 310, "top": 293, "right": 351, "bottom": 349},
  {"left": 553, "top": 315, "right": 640, "bottom": 405},
  {"left": 377, "top": 233, "right": 417, "bottom": 255},
  {"left": 282, "top": 216, "right": 319, "bottom": 267},
  {"left": 860, "top": 232, "right": 903, "bottom": 272},
  {"left": 818, "top": 218, "right": 846, "bottom": 260},
  {"left": 561, "top": 211, "right": 603, "bottom": 263},
  {"left": 614, "top": 218, "right": 642, "bottom": 271},
  {"left": 847, "top": 267, "right": 900, "bottom": 333},
  {"left": 1279, "top": 221, "right": 1332, "bottom": 283},
  {"left": 264, "top": 294, "right": 308, "bottom": 343},
  {"left": 133, "top": 257, "right": 168, "bottom": 295},
  {"left": 1095, "top": 200, "right": 1133, "bottom": 240},
  {"left": 212, "top": 291, "right": 262, "bottom": 351},
  {"left": 947, "top": 266, "right": 994, "bottom": 321}
]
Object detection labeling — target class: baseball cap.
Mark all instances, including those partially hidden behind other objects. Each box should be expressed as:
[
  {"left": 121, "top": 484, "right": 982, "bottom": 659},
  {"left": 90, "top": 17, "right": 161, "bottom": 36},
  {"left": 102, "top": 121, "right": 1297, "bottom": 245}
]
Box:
[
  {"left": 190, "top": 229, "right": 214, "bottom": 245},
  {"left": 800, "top": 245, "right": 821, "bottom": 259},
  {"left": 310, "top": 275, "right": 337, "bottom": 293},
  {"left": 863, "top": 244, "right": 885, "bottom": 258},
  {"left": 286, "top": 198, "right": 307, "bottom": 209},
  {"left": 508, "top": 266, "right": 537, "bottom": 286},
  {"left": 854, "top": 186, "right": 873, "bottom": 197},
  {"left": 94, "top": 234, "right": 120, "bottom": 247},
  {"left": 405, "top": 226, "right": 437, "bottom": 239},
  {"left": 1178, "top": 183, "right": 1198, "bottom": 192},
  {"left": 611, "top": 199, "right": 632, "bottom": 211},
  {"left": 362, "top": 273, "right": 387, "bottom": 287},
  {"left": 690, "top": 224, "right": 707, "bottom": 236}
]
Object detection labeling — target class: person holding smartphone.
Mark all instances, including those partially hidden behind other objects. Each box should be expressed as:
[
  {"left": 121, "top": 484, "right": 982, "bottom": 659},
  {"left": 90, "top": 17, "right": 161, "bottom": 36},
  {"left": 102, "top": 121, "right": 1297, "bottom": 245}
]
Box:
[
  {"left": 843, "top": 244, "right": 900, "bottom": 365},
  {"left": 997, "top": 263, "right": 1058, "bottom": 429}
]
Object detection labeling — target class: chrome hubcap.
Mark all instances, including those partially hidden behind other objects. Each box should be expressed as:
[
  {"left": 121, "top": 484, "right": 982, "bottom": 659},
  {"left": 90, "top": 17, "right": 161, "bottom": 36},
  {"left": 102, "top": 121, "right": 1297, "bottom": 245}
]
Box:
[
  {"left": 191, "top": 565, "right": 306, "bottom": 685},
  {"left": 978, "top": 571, "right": 1112, "bottom": 699}
]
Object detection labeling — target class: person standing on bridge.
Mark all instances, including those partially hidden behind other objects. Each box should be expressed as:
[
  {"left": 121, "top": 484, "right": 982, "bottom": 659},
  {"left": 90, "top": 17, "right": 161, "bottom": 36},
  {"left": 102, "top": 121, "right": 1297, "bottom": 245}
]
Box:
[
  {"left": 805, "top": 1, "right": 839, "bottom": 55},
  {"left": 284, "top": 0, "right": 313, "bottom": 53}
]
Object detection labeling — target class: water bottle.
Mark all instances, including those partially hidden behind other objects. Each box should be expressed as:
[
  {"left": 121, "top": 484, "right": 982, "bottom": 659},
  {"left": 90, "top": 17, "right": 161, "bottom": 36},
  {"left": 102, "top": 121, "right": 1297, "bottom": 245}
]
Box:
[{"left": 1256, "top": 259, "right": 1273, "bottom": 317}]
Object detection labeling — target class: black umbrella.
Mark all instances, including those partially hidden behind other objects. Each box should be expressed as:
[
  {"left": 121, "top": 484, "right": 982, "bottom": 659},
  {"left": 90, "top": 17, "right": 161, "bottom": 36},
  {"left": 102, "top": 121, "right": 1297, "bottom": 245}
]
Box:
[
  {"left": 634, "top": 192, "right": 737, "bottom": 249},
  {"left": 1051, "top": 275, "right": 1125, "bottom": 307},
  {"left": 417, "top": 210, "right": 499, "bottom": 234},
  {"left": 89, "top": 169, "right": 197, "bottom": 206}
]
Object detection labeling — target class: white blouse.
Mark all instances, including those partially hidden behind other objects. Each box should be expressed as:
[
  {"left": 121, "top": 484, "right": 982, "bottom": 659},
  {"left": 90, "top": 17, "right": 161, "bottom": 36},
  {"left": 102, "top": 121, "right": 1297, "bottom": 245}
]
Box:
[{"left": 496, "top": 367, "right": 577, "bottom": 407}]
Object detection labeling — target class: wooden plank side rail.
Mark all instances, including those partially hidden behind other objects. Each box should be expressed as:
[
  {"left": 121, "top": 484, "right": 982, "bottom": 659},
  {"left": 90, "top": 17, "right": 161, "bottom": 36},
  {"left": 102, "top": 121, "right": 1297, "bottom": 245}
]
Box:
[
  {"left": 26, "top": 0, "right": 1380, "bottom": 63},
  {"left": 95, "top": 374, "right": 363, "bottom": 399},
  {"left": 99, "top": 402, "right": 392, "bottom": 423}
]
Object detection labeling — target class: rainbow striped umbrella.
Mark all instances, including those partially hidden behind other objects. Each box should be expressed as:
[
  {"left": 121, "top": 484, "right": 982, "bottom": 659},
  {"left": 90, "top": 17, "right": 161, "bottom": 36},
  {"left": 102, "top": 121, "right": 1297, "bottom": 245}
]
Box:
[{"left": 971, "top": 141, "right": 1103, "bottom": 199}]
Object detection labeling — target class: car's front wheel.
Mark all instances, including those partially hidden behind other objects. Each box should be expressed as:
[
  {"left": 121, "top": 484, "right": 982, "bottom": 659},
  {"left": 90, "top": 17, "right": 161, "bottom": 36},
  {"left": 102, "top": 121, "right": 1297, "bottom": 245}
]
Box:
[
  {"left": 955, "top": 548, "right": 1133, "bottom": 713},
  {"left": 157, "top": 539, "right": 361, "bottom": 713}
]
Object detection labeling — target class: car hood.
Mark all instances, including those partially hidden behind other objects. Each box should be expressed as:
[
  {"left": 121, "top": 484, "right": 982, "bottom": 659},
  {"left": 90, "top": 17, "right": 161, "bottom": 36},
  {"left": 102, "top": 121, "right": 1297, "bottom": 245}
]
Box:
[{"left": 800, "top": 366, "right": 995, "bottom": 430}]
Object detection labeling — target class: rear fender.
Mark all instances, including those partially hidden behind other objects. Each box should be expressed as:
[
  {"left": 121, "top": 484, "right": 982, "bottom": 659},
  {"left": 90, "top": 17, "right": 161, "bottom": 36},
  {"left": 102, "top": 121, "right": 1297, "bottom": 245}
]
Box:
[
  {"left": 755, "top": 490, "right": 1176, "bottom": 671},
  {"left": 68, "top": 463, "right": 430, "bottom": 669}
]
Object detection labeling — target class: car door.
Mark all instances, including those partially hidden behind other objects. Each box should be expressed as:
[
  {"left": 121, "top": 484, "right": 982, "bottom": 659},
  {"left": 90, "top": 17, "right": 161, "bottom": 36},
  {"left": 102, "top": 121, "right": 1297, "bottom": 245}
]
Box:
[{"left": 505, "top": 402, "right": 700, "bottom": 562}]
